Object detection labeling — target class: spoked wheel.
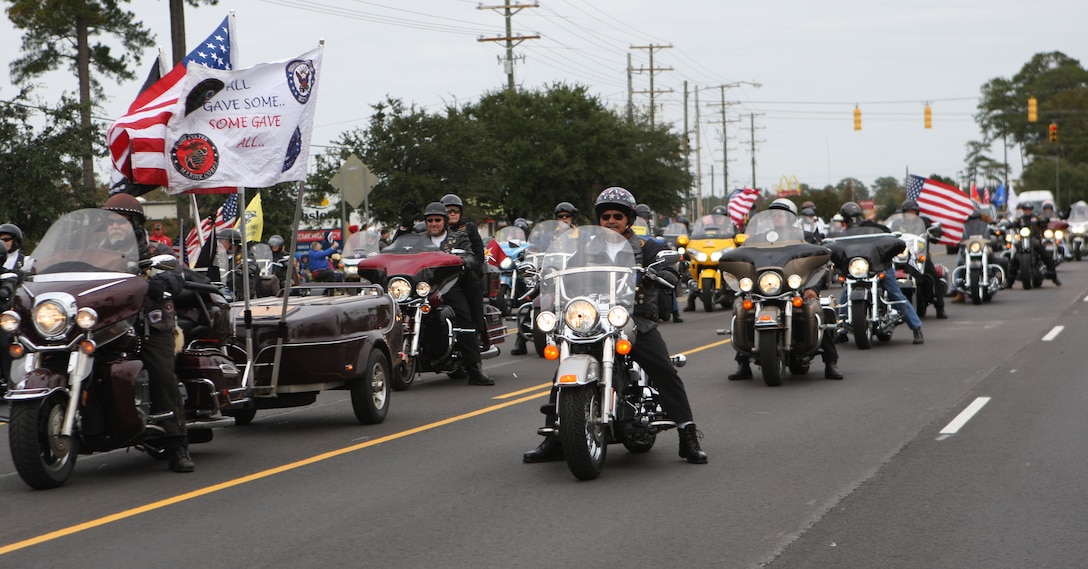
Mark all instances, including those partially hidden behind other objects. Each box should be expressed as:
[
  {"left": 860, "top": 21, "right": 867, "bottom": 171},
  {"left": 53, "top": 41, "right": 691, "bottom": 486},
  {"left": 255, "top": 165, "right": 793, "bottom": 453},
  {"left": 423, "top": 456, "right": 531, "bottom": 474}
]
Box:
[
  {"left": 391, "top": 354, "right": 416, "bottom": 391},
  {"left": 701, "top": 278, "right": 715, "bottom": 312},
  {"left": 9, "top": 396, "right": 79, "bottom": 490},
  {"left": 558, "top": 385, "right": 607, "bottom": 481},
  {"left": 352, "top": 351, "right": 391, "bottom": 425},
  {"left": 758, "top": 329, "right": 785, "bottom": 387},
  {"left": 851, "top": 299, "right": 873, "bottom": 350}
]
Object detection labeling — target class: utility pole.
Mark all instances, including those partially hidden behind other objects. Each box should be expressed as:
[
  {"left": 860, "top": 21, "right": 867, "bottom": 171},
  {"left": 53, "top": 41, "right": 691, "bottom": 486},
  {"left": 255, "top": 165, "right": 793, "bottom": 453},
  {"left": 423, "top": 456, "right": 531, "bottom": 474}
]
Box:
[
  {"left": 478, "top": 3, "right": 540, "bottom": 91},
  {"left": 626, "top": 53, "right": 634, "bottom": 122},
  {"left": 706, "top": 86, "right": 740, "bottom": 194},
  {"left": 683, "top": 81, "right": 691, "bottom": 214},
  {"left": 694, "top": 87, "right": 703, "bottom": 217},
  {"left": 744, "top": 113, "right": 765, "bottom": 191},
  {"left": 630, "top": 44, "right": 673, "bottom": 128}
]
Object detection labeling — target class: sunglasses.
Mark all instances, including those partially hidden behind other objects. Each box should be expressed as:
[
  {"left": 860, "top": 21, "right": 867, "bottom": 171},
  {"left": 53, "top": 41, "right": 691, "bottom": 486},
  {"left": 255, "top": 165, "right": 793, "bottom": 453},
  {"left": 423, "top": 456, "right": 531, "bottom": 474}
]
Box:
[
  {"left": 425, "top": 217, "right": 446, "bottom": 223},
  {"left": 599, "top": 213, "right": 627, "bottom": 221},
  {"left": 0, "top": 237, "right": 11, "bottom": 243},
  {"left": 446, "top": 208, "right": 462, "bottom": 214},
  {"left": 556, "top": 213, "right": 572, "bottom": 219}
]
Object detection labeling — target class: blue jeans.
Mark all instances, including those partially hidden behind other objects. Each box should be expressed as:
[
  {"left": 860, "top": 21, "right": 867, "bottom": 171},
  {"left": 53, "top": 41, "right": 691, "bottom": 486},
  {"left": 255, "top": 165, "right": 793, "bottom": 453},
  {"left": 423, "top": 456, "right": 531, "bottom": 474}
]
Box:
[{"left": 838, "top": 271, "right": 922, "bottom": 331}]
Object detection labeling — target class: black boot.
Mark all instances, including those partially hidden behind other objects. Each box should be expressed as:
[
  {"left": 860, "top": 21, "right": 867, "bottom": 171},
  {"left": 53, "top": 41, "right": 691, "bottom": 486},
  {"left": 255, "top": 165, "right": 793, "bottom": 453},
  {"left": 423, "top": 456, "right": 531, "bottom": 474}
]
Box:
[
  {"left": 671, "top": 311, "right": 684, "bottom": 323},
  {"left": 684, "top": 293, "right": 696, "bottom": 312},
  {"left": 523, "top": 436, "right": 563, "bottom": 463},
  {"left": 824, "top": 362, "right": 843, "bottom": 380},
  {"left": 727, "top": 361, "right": 753, "bottom": 380},
  {"left": 467, "top": 361, "right": 495, "bottom": 386},
  {"left": 510, "top": 336, "right": 528, "bottom": 356},
  {"left": 936, "top": 305, "right": 948, "bottom": 319},
  {"left": 169, "top": 446, "right": 195, "bottom": 473},
  {"left": 912, "top": 328, "right": 924, "bottom": 345},
  {"left": 678, "top": 424, "right": 708, "bottom": 464},
  {"left": 1053, "top": 274, "right": 1062, "bottom": 286}
]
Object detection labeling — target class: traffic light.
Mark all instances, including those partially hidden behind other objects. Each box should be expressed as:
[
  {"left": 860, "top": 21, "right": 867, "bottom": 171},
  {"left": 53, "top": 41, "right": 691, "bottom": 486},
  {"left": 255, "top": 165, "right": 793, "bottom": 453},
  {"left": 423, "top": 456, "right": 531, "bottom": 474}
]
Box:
[
  {"left": 924, "top": 105, "right": 932, "bottom": 129},
  {"left": 1028, "top": 96, "right": 1038, "bottom": 123},
  {"left": 1049, "top": 122, "right": 1058, "bottom": 144},
  {"left": 853, "top": 106, "right": 861, "bottom": 131}
]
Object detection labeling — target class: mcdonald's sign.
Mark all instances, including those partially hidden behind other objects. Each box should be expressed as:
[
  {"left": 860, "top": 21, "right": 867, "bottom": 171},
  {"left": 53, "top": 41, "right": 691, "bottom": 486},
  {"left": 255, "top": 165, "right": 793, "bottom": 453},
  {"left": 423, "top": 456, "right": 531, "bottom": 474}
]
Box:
[{"left": 776, "top": 175, "right": 800, "bottom": 197}]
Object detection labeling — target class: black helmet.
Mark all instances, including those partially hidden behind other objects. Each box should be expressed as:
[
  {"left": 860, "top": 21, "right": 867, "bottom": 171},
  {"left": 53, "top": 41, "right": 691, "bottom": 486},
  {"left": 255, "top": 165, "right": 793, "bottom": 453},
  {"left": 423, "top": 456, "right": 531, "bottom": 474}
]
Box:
[
  {"left": 840, "top": 201, "right": 863, "bottom": 222},
  {"left": 901, "top": 199, "right": 920, "bottom": 213},
  {"left": 102, "top": 193, "right": 146, "bottom": 224},
  {"left": 769, "top": 198, "right": 798, "bottom": 215},
  {"left": 440, "top": 193, "right": 463, "bottom": 208},
  {"left": 423, "top": 202, "right": 448, "bottom": 219},
  {"left": 0, "top": 223, "right": 23, "bottom": 250},
  {"left": 1019, "top": 202, "right": 1035, "bottom": 211},
  {"left": 635, "top": 203, "right": 652, "bottom": 220},
  {"left": 514, "top": 217, "right": 531, "bottom": 234},
  {"left": 594, "top": 186, "right": 637, "bottom": 223},
  {"left": 268, "top": 234, "right": 284, "bottom": 248},
  {"left": 554, "top": 201, "right": 578, "bottom": 217},
  {"left": 800, "top": 207, "right": 816, "bottom": 217},
  {"left": 711, "top": 205, "right": 728, "bottom": 217},
  {"left": 220, "top": 228, "right": 242, "bottom": 245}
]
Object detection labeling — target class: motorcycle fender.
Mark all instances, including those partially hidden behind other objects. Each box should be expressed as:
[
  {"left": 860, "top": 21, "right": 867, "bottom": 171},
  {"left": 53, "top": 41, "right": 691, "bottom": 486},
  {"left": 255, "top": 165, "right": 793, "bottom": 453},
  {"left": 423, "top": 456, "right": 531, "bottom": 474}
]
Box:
[
  {"left": 554, "top": 354, "right": 601, "bottom": 387},
  {"left": 754, "top": 305, "right": 783, "bottom": 330},
  {"left": 6, "top": 368, "right": 69, "bottom": 400},
  {"left": 849, "top": 287, "right": 870, "bottom": 302},
  {"left": 698, "top": 268, "right": 720, "bottom": 285}
]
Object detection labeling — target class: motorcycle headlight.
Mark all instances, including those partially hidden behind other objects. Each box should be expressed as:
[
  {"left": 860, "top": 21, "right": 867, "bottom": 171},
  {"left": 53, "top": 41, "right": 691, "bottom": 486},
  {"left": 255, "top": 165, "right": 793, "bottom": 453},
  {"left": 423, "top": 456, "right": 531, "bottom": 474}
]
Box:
[
  {"left": 500, "top": 257, "right": 514, "bottom": 270},
  {"left": 1055, "top": 230, "right": 1064, "bottom": 240},
  {"left": 564, "top": 299, "right": 599, "bottom": 334},
  {"left": 848, "top": 257, "right": 870, "bottom": 278},
  {"left": 693, "top": 251, "right": 709, "bottom": 263},
  {"left": 1044, "top": 229, "right": 1054, "bottom": 239},
  {"left": 1019, "top": 227, "right": 1031, "bottom": 238},
  {"left": 388, "top": 277, "right": 412, "bottom": 302},
  {"left": 710, "top": 251, "right": 722, "bottom": 262},
  {"left": 1006, "top": 233, "right": 1015, "bottom": 242},
  {"left": 739, "top": 277, "right": 753, "bottom": 292},
  {"left": 786, "top": 274, "right": 803, "bottom": 290},
  {"left": 536, "top": 311, "right": 558, "bottom": 333},
  {"left": 344, "top": 265, "right": 359, "bottom": 276},
  {"left": 607, "top": 306, "right": 629, "bottom": 328},
  {"left": 677, "top": 246, "right": 686, "bottom": 256},
  {"left": 415, "top": 281, "right": 431, "bottom": 297},
  {"left": 0, "top": 310, "right": 20, "bottom": 333},
  {"left": 33, "top": 300, "right": 70, "bottom": 338},
  {"left": 968, "top": 241, "right": 983, "bottom": 254},
  {"left": 75, "top": 307, "right": 98, "bottom": 330},
  {"left": 758, "top": 272, "right": 783, "bottom": 295}
]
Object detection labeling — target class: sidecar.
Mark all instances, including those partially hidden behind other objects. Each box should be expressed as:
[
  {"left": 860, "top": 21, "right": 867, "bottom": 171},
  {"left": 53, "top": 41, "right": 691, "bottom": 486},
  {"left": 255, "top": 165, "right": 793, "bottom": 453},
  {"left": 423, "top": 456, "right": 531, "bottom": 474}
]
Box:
[{"left": 225, "top": 282, "right": 402, "bottom": 426}]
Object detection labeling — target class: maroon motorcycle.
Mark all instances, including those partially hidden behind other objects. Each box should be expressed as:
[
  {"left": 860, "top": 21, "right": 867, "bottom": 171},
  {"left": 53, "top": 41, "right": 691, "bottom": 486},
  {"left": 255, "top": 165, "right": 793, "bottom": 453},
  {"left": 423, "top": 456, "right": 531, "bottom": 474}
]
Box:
[
  {"left": 357, "top": 233, "right": 505, "bottom": 390},
  {"left": 0, "top": 209, "right": 246, "bottom": 489}
]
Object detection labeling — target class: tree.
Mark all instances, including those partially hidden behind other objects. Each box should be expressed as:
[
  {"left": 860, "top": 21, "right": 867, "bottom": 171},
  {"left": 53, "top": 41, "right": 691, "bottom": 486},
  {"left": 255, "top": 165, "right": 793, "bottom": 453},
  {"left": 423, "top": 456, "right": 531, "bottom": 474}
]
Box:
[{"left": 6, "top": 0, "right": 155, "bottom": 192}]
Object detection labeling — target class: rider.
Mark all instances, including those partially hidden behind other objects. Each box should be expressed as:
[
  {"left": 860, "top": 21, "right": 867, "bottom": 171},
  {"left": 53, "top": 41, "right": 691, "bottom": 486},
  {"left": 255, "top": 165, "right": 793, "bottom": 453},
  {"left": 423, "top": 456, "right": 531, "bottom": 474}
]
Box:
[
  {"left": 899, "top": 199, "right": 948, "bottom": 319},
  {"left": 523, "top": 186, "right": 708, "bottom": 465},
  {"left": 835, "top": 201, "right": 925, "bottom": 345},
  {"left": 298, "top": 237, "right": 342, "bottom": 283},
  {"left": 1011, "top": 202, "right": 1061, "bottom": 286},
  {"left": 512, "top": 202, "right": 581, "bottom": 356},
  {"left": 0, "top": 223, "right": 28, "bottom": 272},
  {"left": 554, "top": 201, "right": 578, "bottom": 229},
  {"left": 423, "top": 202, "right": 495, "bottom": 386},
  {"left": 727, "top": 199, "right": 842, "bottom": 381},
  {"left": 442, "top": 193, "right": 491, "bottom": 353},
  {"left": 799, "top": 201, "right": 828, "bottom": 236},
  {"left": 102, "top": 194, "right": 194, "bottom": 473}
]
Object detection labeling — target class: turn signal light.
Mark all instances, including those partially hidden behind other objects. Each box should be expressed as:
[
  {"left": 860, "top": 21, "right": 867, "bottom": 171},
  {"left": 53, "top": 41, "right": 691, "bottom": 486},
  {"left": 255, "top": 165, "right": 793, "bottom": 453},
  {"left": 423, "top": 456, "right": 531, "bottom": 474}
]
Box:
[
  {"left": 792, "top": 296, "right": 803, "bottom": 307},
  {"left": 79, "top": 340, "right": 95, "bottom": 355},
  {"left": 544, "top": 344, "right": 559, "bottom": 360},
  {"left": 9, "top": 344, "right": 24, "bottom": 359},
  {"left": 616, "top": 339, "right": 632, "bottom": 355},
  {"left": 742, "top": 299, "right": 754, "bottom": 310},
  {"left": 420, "top": 304, "right": 431, "bottom": 314}
]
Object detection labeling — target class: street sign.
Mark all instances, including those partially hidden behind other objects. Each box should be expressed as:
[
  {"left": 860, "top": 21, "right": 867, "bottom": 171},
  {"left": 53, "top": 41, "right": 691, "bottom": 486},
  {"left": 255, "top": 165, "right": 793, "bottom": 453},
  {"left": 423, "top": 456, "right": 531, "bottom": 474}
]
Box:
[{"left": 329, "top": 154, "right": 375, "bottom": 210}]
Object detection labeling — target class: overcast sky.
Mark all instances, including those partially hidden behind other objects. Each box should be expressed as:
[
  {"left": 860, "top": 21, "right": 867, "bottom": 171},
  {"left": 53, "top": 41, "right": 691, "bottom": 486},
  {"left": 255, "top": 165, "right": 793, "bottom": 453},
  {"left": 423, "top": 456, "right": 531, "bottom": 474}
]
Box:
[{"left": 2, "top": 0, "right": 1085, "bottom": 200}]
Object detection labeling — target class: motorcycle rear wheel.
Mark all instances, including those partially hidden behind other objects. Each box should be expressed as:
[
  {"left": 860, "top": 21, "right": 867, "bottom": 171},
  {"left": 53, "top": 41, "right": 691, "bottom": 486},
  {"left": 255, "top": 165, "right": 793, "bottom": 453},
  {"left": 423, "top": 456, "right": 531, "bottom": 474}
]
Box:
[
  {"left": 559, "top": 385, "right": 607, "bottom": 480},
  {"left": 352, "top": 351, "right": 391, "bottom": 425},
  {"left": 9, "top": 396, "right": 78, "bottom": 490},
  {"left": 758, "top": 329, "right": 785, "bottom": 387},
  {"left": 851, "top": 300, "right": 873, "bottom": 350}
]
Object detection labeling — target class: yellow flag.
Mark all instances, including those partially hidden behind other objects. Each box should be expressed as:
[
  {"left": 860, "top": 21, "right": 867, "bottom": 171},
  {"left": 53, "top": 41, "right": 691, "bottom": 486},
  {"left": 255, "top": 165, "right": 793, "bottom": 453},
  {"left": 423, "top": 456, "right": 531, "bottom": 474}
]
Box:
[{"left": 242, "top": 193, "right": 264, "bottom": 243}]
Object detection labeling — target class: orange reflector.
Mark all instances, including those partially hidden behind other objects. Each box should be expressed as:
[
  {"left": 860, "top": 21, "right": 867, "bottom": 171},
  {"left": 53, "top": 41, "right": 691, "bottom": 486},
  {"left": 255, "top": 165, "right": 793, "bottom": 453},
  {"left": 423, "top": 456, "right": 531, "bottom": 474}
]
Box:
[
  {"left": 544, "top": 345, "right": 560, "bottom": 360},
  {"left": 742, "top": 299, "right": 753, "bottom": 310},
  {"left": 878, "top": 272, "right": 885, "bottom": 279},
  {"left": 792, "top": 296, "right": 803, "bottom": 307},
  {"left": 345, "top": 364, "right": 354, "bottom": 371},
  {"left": 919, "top": 254, "right": 926, "bottom": 263},
  {"left": 616, "top": 339, "right": 632, "bottom": 355},
  {"left": 79, "top": 340, "right": 95, "bottom": 355},
  {"left": 9, "top": 344, "right": 24, "bottom": 359},
  {"left": 420, "top": 304, "right": 431, "bottom": 314},
  {"left": 838, "top": 275, "right": 845, "bottom": 283},
  {"left": 758, "top": 315, "right": 773, "bottom": 322},
  {"left": 558, "top": 374, "right": 578, "bottom": 383}
]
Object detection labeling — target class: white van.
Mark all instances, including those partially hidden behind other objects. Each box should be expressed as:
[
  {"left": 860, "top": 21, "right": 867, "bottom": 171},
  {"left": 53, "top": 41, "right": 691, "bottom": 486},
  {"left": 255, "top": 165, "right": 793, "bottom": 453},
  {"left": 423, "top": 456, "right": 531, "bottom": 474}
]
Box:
[{"left": 1015, "top": 190, "right": 1056, "bottom": 214}]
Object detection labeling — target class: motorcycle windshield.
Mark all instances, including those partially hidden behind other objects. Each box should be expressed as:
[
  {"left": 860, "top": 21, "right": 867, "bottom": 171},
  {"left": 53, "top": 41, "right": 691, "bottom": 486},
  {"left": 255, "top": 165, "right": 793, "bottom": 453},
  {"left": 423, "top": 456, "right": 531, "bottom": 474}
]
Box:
[
  {"left": 743, "top": 210, "right": 806, "bottom": 245},
  {"left": 690, "top": 214, "right": 737, "bottom": 239},
  {"left": 540, "top": 226, "right": 636, "bottom": 315},
  {"left": 525, "top": 220, "right": 570, "bottom": 269},
  {"left": 884, "top": 213, "right": 926, "bottom": 236},
  {"left": 495, "top": 226, "right": 527, "bottom": 245},
  {"left": 384, "top": 233, "right": 441, "bottom": 254},
  {"left": 30, "top": 209, "right": 140, "bottom": 275},
  {"left": 345, "top": 229, "right": 382, "bottom": 259}
]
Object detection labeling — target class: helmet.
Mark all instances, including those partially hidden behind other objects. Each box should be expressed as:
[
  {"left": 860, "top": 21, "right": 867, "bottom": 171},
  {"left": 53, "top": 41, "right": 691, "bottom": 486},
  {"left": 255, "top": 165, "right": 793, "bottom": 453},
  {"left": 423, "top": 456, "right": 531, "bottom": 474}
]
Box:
[
  {"left": 220, "top": 228, "right": 242, "bottom": 245},
  {"left": 711, "top": 205, "right": 728, "bottom": 217},
  {"left": 901, "top": 199, "right": 920, "bottom": 213},
  {"left": 423, "top": 202, "right": 449, "bottom": 219},
  {"left": 831, "top": 213, "right": 844, "bottom": 223},
  {"left": 802, "top": 201, "right": 815, "bottom": 210},
  {"left": 513, "top": 217, "right": 531, "bottom": 234},
  {"left": 840, "top": 201, "right": 863, "bottom": 222},
  {"left": 594, "top": 186, "right": 637, "bottom": 223},
  {"left": 635, "top": 203, "right": 652, "bottom": 219},
  {"left": 440, "top": 193, "right": 464, "bottom": 208},
  {"left": 769, "top": 198, "right": 797, "bottom": 215},
  {"left": 554, "top": 202, "right": 578, "bottom": 217},
  {"left": 0, "top": 223, "right": 23, "bottom": 250},
  {"left": 1019, "top": 202, "right": 1035, "bottom": 211},
  {"left": 102, "top": 193, "right": 145, "bottom": 224},
  {"left": 967, "top": 208, "right": 982, "bottom": 220},
  {"left": 268, "top": 234, "right": 284, "bottom": 248},
  {"left": 676, "top": 216, "right": 690, "bottom": 225},
  {"left": 1042, "top": 200, "right": 1055, "bottom": 210},
  {"left": 801, "top": 207, "right": 816, "bottom": 217}
]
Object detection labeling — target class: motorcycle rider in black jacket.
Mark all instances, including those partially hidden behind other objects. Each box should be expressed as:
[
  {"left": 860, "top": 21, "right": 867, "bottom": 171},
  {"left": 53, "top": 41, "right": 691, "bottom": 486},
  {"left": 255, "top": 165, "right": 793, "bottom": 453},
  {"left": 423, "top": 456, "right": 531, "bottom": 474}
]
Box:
[{"left": 1011, "top": 202, "right": 1060, "bottom": 286}]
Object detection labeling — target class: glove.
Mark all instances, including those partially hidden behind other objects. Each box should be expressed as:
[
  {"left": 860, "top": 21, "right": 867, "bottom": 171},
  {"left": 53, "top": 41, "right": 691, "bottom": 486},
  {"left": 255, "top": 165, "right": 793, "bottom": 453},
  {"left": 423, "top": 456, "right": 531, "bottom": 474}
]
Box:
[
  {"left": 400, "top": 201, "right": 418, "bottom": 229},
  {"left": 148, "top": 271, "right": 184, "bottom": 301}
]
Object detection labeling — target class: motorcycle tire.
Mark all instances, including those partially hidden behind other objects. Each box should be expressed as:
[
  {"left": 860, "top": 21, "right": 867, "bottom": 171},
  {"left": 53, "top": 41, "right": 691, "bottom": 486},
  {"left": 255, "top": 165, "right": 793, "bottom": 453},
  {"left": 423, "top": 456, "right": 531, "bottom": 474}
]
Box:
[
  {"left": 558, "top": 384, "right": 607, "bottom": 481},
  {"left": 970, "top": 276, "right": 983, "bottom": 305},
  {"left": 851, "top": 300, "right": 873, "bottom": 350},
  {"left": 226, "top": 407, "right": 257, "bottom": 426},
  {"left": 1019, "top": 255, "right": 1033, "bottom": 290},
  {"left": 758, "top": 329, "right": 785, "bottom": 387},
  {"left": 495, "top": 285, "right": 511, "bottom": 317},
  {"left": 787, "top": 357, "right": 809, "bottom": 376},
  {"left": 1076, "top": 246, "right": 1083, "bottom": 262},
  {"left": 701, "top": 278, "right": 715, "bottom": 313},
  {"left": 351, "top": 350, "right": 391, "bottom": 425},
  {"left": 391, "top": 356, "right": 416, "bottom": 391},
  {"left": 10, "top": 396, "right": 78, "bottom": 490}
]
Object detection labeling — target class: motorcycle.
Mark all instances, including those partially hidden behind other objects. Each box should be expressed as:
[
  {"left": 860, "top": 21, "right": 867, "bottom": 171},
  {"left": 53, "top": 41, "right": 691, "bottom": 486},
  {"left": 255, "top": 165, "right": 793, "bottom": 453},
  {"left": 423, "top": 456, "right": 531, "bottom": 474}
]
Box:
[
  {"left": 952, "top": 217, "right": 1006, "bottom": 304},
  {"left": 1, "top": 209, "right": 246, "bottom": 489},
  {"left": 1042, "top": 220, "right": 1069, "bottom": 265},
  {"left": 884, "top": 213, "right": 946, "bottom": 318},
  {"left": 489, "top": 226, "right": 533, "bottom": 317},
  {"left": 513, "top": 220, "right": 571, "bottom": 358},
  {"left": 534, "top": 225, "right": 685, "bottom": 480},
  {"left": 356, "top": 232, "right": 505, "bottom": 390},
  {"left": 340, "top": 228, "right": 382, "bottom": 282},
  {"left": 1007, "top": 223, "right": 1048, "bottom": 289},
  {"left": 1065, "top": 200, "right": 1088, "bottom": 261},
  {"left": 718, "top": 209, "right": 836, "bottom": 386},
  {"left": 678, "top": 212, "right": 741, "bottom": 312},
  {"left": 825, "top": 231, "right": 909, "bottom": 349}
]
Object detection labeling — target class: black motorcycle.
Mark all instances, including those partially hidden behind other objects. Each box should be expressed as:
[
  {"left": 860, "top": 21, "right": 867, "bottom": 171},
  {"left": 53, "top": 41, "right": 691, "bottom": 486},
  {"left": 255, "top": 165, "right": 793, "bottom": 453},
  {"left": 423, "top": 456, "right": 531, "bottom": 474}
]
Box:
[{"left": 825, "top": 231, "right": 908, "bottom": 349}]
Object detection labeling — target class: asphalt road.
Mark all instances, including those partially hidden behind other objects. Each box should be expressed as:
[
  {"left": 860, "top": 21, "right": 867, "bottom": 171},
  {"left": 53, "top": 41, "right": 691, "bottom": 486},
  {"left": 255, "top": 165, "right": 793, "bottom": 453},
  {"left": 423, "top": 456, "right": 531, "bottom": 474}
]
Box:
[{"left": 2, "top": 254, "right": 1086, "bottom": 569}]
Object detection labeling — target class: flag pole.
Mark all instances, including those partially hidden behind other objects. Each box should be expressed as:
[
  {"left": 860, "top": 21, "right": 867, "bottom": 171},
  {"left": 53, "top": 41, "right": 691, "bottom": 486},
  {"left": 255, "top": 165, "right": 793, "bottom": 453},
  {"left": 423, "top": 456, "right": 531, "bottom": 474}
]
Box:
[
  {"left": 236, "top": 186, "right": 257, "bottom": 395},
  {"left": 269, "top": 179, "right": 307, "bottom": 394}
]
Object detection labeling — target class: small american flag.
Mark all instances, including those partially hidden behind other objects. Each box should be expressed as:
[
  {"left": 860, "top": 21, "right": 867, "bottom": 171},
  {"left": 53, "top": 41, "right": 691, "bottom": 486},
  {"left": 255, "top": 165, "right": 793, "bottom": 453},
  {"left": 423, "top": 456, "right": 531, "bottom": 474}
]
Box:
[
  {"left": 905, "top": 175, "right": 976, "bottom": 246},
  {"left": 184, "top": 194, "right": 238, "bottom": 265},
  {"left": 727, "top": 188, "right": 760, "bottom": 228}
]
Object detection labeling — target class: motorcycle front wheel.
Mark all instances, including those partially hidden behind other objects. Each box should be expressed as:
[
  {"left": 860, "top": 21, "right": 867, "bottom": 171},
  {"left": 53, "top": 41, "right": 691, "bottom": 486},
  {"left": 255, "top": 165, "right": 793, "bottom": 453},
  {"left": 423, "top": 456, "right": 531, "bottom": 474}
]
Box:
[
  {"left": 700, "top": 278, "right": 715, "bottom": 312},
  {"left": 851, "top": 300, "right": 873, "bottom": 350},
  {"left": 391, "top": 354, "right": 416, "bottom": 391},
  {"left": 559, "top": 385, "right": 607, "bottom": 481},
  {"left": 758, "top": 329, "right": 785, "bottom": 387},
  {"left": 9, "top": 396, "right": 78, "bottom": 490}
]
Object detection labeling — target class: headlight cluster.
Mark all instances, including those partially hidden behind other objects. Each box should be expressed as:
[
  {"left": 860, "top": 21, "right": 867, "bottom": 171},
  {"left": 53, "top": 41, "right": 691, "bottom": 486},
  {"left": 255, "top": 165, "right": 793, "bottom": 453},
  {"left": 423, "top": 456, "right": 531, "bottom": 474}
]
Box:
[
  {"left": 848, "top": 258, "right": 870, "bottom": 278},
  {"left": 693, "top": 251, "right": 709, "bottom": 263},
  {"left": 1044, "top": 229, "right": 1054, "bottom": 239},
  {"left": 0, "top": 311, "right": 20, "bottom": 333},
  {"left": 563, "top": 299, "right": 599, "bottom": 334},
  {"left": 606, "top": 306, "right": 629, "bottom": 328},
  {"left": 500, "top": 257, "right": 514, "bottom": 270},
  {"left": 388, "top": 277, "right": 412, "bottom": 302},
  {"left": 33, "top": 300, "right": 71, "bottom": 338},
  {"left": 536, "top": 311, "right": 558, "bottom": 333},
  {"left": 344, "top": 265, "right": 359, "bottom": 276},
  {"left": 968, "top": 241, "right": 983, "bottom": 254},
  {"left": 757, "top": 272, "right": 782, "bottom": 295},
  {"left": 739, "top": 277, "right": 754, "bottom": 292},
  {"left": 1054, "top": 229, "right": 1064, "bottom": 240},
  {"left": 1019, "top": 227, "right": 1032, "bottom": 238}
]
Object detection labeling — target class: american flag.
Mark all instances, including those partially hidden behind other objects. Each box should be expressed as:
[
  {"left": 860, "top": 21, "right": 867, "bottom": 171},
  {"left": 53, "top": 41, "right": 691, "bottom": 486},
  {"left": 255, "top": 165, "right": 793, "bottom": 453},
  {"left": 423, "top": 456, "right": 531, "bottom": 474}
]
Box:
[
  {"left": 107, "top": 16, "right": 236, "bottom": 189},
  {"left": 727, "top": 188, "right": 760, "bottom": 228},
  {"left": 905, "top": 174, "right": 976, "bottom": 246},
  {"left": 185, "top": 194, "right": 238, "bottom": 265}
]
